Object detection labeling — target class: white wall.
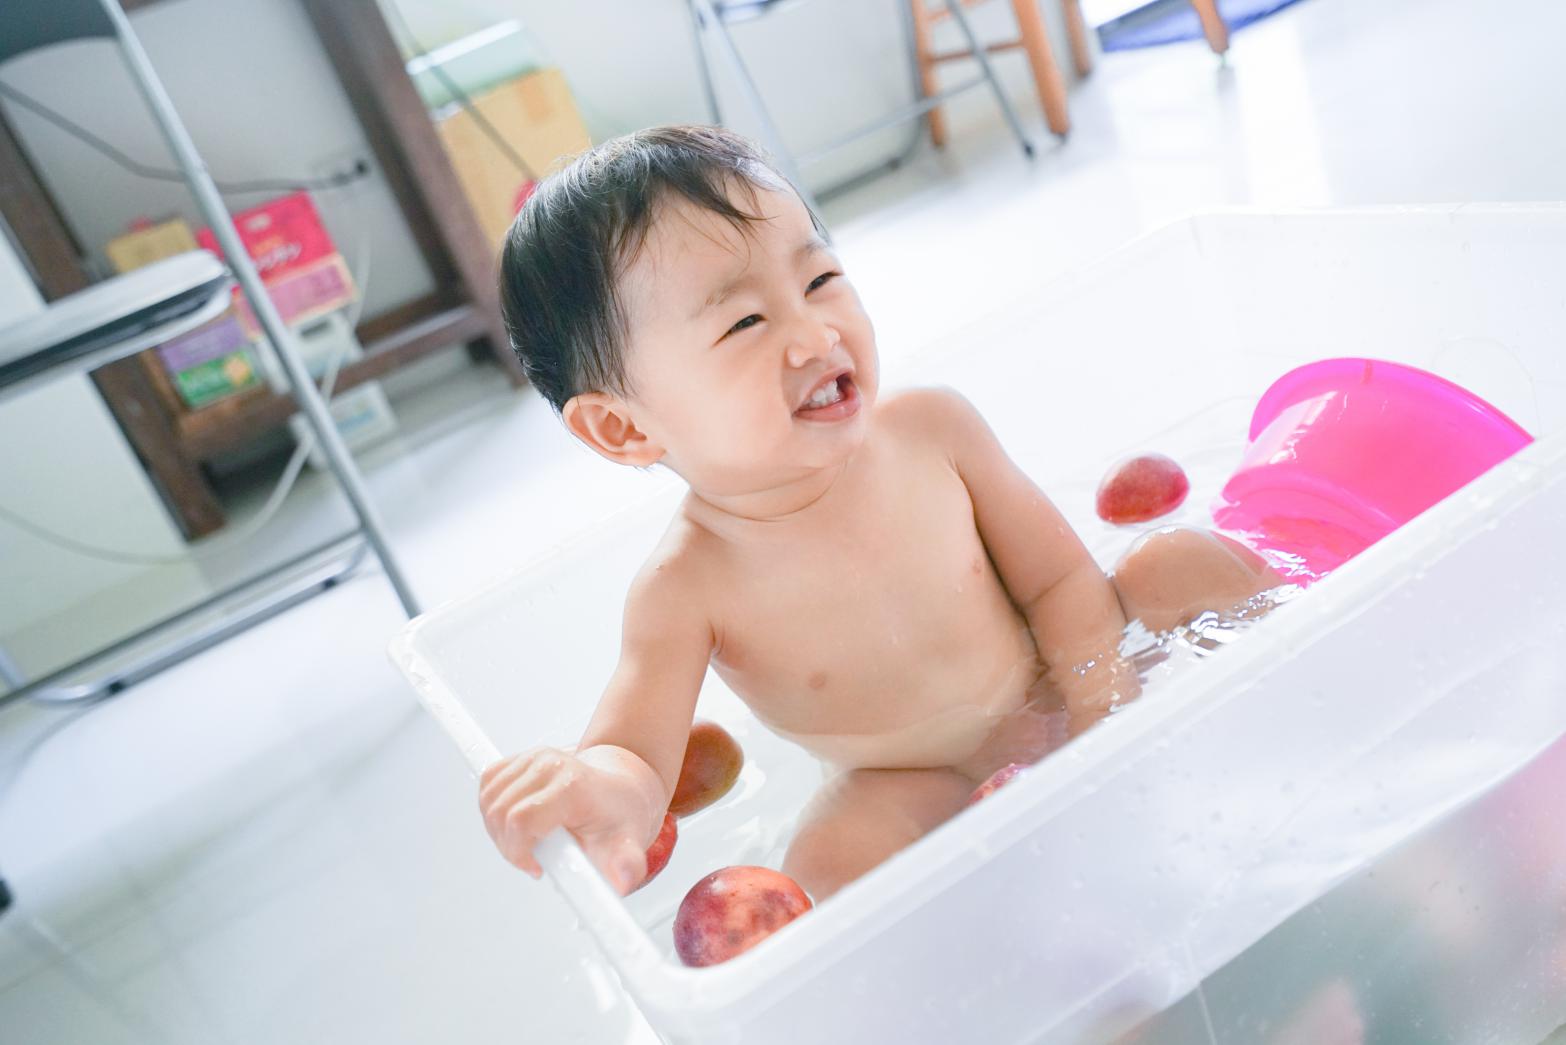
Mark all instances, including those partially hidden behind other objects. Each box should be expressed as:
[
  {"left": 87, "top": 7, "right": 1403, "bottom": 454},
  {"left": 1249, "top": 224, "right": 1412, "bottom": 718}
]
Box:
[
  {"left": 403, "top": 0, "right": 1085, "bottom": 192},
  {"left": 0, "top": 0, "right": 1083, "bottom": 311},
  {"left": 0, "top": 0, "right": 436, "bottom": 319},
  {"left": 0, "top": 235, "right": 203, "bottom": 679}
]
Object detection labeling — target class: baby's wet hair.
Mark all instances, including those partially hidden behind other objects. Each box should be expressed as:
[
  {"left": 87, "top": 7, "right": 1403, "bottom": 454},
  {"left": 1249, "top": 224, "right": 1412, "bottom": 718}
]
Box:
[{"left": 499, "top": 125, "right": 820, "bottom": 412}]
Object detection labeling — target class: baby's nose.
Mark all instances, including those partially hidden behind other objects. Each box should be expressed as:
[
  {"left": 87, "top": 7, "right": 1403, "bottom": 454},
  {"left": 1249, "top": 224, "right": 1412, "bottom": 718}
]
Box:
[{"left": 784, "top": 323, "right": 839, "bottom": 368}]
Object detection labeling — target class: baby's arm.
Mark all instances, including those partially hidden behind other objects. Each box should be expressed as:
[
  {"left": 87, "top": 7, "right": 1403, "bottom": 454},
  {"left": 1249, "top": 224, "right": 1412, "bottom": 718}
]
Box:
[
  {"left": 478, "top": 557, "right": 714, "bottom": 893},
  {"left": 914, "top": 389, "right": 1140, "bottom": 735}
]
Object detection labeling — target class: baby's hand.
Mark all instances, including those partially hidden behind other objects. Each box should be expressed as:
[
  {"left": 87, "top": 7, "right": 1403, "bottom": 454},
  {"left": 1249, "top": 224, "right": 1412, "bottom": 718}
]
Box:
[{"left": 478, "top": 747, "right": 657, "bottom": 894}]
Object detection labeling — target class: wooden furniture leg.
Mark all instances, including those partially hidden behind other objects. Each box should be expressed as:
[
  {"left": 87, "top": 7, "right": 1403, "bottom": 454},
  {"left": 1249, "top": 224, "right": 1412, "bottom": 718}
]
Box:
[
  {"left": 1188, "top": 0, "right": 1230, "bottom": 56},
  {"left": 91, "top": 362, "right": 227, "bottom": 538},
  {"left": 908, "top": 1, "right": 949, "bottom": 148},
  {"left": 1009, "top": 0, "right": 1071, "bottom": 136},
  {"left": 1061, "top": 0, "right": 1094, "bottom": 79}
]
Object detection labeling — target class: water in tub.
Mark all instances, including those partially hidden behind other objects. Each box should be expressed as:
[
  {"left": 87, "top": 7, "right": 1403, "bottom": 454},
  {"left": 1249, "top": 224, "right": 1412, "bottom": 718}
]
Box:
[{"left": 626, "top": 394, "right": 1308, "bottom": 957}]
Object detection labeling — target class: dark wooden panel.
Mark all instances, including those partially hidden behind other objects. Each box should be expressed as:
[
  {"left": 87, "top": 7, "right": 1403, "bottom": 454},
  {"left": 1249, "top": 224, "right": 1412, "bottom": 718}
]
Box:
[
  {"left": 354, "top": 290, "right": 447, "bottom": 346},
  {"left": 0, "top": 111, "right": 89, "bottom": 299},
  {"left": 91, "top": 360, "right": 228, "bottom": 539},
  {"left": 298, "top": 0, "right": 526, "bottom": 386}
]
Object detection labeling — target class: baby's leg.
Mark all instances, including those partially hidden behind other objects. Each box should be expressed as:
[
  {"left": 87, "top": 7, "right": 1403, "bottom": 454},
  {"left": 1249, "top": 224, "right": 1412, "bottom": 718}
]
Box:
[
  {"left": 1111, "top": 526, "right": 1282, "bottom": 635},
  {"left": 783, "top": 767, "right": 975, "bottom": 901}
]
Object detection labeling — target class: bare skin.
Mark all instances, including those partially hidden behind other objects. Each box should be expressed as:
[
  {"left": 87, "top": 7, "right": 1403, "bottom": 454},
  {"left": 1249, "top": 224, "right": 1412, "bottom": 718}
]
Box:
[{"left": 478, "top": 182, "right": 1281, "bottom": 900}]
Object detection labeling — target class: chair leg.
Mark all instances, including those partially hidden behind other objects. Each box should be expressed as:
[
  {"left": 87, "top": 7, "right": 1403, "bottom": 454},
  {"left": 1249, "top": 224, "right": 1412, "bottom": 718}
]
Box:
[
  {"left": 907, "top": 1, "right": 948, "bottom": 148},
  {"left": 943, "top": 0, "right": 1035, "bottom": 158},
  {"left": 1188, "top": 0, "right": 1230, "bottom": 56},
  {"left": 1061, "top": 0, "right": 1094, "bottom": 79},
  {"left": 686, "top": 0, "right": 724, "bottom": 124},
  {"left": 1010, "top": 0, "right": 1071, "bottom": 137}
]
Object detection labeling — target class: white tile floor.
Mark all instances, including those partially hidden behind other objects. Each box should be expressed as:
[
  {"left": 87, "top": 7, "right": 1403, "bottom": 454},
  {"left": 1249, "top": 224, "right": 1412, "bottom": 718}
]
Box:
[{"left": 5, "top": 0, "right": 1566, "bottom": 1040}]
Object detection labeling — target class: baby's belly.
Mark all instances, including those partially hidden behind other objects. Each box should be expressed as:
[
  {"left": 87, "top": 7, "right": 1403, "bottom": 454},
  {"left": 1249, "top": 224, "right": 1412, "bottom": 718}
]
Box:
[
  {"left": 757, "top": 648, "right": 1052, "bottom": 776},
  {"left": 768, "top": 703, "right": 1005, "bottom": 773}
]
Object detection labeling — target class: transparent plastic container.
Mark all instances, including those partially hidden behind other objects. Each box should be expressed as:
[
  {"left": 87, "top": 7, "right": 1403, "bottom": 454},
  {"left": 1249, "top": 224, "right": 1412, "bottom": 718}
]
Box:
[{"left": 391, "top": 205, "right": 1566, "bottom": 1044}]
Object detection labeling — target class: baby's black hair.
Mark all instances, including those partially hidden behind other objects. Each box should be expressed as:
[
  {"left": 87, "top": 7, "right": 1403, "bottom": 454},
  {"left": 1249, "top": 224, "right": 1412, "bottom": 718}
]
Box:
[{"left": 499, "top": 124, "right": 818, "bottom": 412}]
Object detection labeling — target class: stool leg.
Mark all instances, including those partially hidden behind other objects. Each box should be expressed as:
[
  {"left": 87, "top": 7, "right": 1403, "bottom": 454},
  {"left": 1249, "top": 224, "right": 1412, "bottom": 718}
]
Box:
[
  {"left": 1188, "top": 0, "right": 1230, "bottom": 56},
  {"left": 943, "top": 0, "right": 1035, "bottom": 158},
  {"left": 1062, "top": 0, "right": 1094, "bottom": 79},
  {"left": 687, "top": 0, "right": 724, "bottom": 124},
  {"left": 1010, "top": 0, "right": 1071, "bottom": 137},
  {"left": 908, "top": 1, "right": 948, "bottom": 148}
]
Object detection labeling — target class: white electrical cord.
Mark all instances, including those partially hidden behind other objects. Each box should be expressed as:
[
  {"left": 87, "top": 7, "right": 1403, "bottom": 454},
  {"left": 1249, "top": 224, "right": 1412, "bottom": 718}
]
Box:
[{"left": 0, "top": 181, "right": 375, "bottom": 566}]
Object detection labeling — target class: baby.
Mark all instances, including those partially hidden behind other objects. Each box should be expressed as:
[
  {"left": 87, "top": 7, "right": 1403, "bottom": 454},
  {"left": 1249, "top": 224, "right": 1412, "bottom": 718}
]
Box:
[{"left": 479, "top": 126, "right": 1279, "bottom": 900}]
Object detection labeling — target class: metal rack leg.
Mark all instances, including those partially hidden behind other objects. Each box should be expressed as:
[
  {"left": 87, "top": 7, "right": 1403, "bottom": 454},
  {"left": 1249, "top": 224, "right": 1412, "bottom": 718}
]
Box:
[
  {"left": 688, "top": 0, "right": 827, "bottom": 225},
  {"left": 100, "top": 0, "right": 421, "bottom": 618},
  {"left": 687, "top": 0, "right": 724, "bottom": 125}
]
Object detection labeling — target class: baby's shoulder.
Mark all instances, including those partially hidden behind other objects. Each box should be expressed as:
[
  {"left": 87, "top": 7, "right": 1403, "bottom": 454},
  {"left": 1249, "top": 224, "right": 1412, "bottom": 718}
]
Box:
[
  {"left": 874, "top": 385, "right": 988, "bottom": 450},
  {"left": 624, "top": 509, "right": 719, "bottom": 614}
]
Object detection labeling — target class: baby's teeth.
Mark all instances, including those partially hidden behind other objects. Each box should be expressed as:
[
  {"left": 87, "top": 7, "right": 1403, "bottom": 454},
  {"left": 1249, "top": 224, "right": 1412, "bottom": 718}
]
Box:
[{"left": 806, "top": 380, "right": 842, "bottom": 408}]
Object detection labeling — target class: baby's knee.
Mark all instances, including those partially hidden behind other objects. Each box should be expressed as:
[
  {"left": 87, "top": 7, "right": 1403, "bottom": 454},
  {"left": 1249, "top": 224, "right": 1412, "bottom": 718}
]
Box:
[
  {"left": 1112, "top": 526, "right": 1278, "bottom": 632},
  {"left": 1117, "top": 527, "right": 1269, "bottom": 585}
]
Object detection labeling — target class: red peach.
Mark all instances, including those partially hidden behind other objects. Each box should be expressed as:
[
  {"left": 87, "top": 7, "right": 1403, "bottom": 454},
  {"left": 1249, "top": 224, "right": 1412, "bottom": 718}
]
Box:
[
  {"left": 967, "top": 762, "right": 1027, "bottom": 806},
  {"left": 673, "top": 866, "right": 812, "bottom": 967},
  {"left": 1095, "top": 454, "right": 1190, "bottom": 525},
  {"left": 632, "top": 812, "right": 678, "bottom": 893},
  {"left": 670, "top": 720, "right": 745, "bottom": 817}
]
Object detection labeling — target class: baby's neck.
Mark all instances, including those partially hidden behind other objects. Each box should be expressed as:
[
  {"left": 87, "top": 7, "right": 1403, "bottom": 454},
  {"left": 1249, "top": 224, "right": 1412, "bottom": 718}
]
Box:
[{"left": 685, "top": 459, "right": 853, "bottom": 529}]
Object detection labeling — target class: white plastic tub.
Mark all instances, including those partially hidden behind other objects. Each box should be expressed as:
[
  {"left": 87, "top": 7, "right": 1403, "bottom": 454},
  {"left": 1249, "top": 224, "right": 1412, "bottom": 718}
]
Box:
[{"left": 391, "top": 206, "right": 1566, "bottom": 1044}]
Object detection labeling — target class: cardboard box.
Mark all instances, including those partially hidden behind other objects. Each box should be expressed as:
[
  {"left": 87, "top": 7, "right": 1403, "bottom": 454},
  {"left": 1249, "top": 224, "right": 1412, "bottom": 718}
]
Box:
[
  {"left": 197, "top": 191, "right": 357, "bottom": 333},
  {"left": 105, "top": 218, "right": 199, "bottom": 274},
  {"left": 437, "top": 68, "right": 591, "bottom": 251},
  {"left": 155, "top": 313, "right": 262, "bottom": 409},
  {"left": 105, "top": 217, "right": 261, "bottom": 410}
]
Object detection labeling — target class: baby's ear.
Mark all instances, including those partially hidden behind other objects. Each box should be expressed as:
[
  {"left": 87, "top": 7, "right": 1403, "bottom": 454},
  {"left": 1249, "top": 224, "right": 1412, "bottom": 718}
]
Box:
[{"left": 562, "top": 392, "right": 665, "bottom": 467}]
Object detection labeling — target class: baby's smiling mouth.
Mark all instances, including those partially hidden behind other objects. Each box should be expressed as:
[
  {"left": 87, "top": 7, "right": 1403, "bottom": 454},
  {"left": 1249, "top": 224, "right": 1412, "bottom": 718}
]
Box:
[{"left": 794, "top": 369, "right": 859, "bottom": 420}]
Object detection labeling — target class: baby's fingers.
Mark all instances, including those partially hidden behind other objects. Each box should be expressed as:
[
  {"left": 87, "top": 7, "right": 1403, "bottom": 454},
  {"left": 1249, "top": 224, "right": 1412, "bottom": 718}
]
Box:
[
  {"left": 582, "top": 835, "right": 649, "bottom": 896},
  {"left": 478, "top": 748, "right": 553, "bottom": 807},
  {"left": 491, "top": 777, "right": 578, "bottom": 877}
]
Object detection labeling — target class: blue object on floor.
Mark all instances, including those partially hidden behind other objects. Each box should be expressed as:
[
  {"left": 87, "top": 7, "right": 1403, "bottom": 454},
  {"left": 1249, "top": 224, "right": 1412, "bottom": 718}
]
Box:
[{"left": 1099, "top": 0, "right": 1308, "bottom": 52}]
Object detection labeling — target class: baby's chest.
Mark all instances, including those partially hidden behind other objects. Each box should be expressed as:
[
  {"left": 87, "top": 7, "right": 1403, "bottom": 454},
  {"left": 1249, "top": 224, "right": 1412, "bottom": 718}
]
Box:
[{"left": 709, "top": 475, "right": 1008, "bottom": 694}]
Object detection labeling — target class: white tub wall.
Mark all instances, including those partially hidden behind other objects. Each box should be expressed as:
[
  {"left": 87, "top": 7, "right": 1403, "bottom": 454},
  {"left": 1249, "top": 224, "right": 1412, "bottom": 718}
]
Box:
[
  {"left": 906, "top": 207, "right": 1566, "bottom": 498},
  {"left": 1134, "top": 709, "right": 1566, "bottom": 1043}
]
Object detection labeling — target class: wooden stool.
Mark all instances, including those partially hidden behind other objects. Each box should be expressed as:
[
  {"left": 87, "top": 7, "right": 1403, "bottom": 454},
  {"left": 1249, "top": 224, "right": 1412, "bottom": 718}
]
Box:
[
  {"left": 689, "top": 0, "right": 1037, "bottom": 217},
  {"left": 909, "top": 0, "right": 1074, "bottom": 143}
]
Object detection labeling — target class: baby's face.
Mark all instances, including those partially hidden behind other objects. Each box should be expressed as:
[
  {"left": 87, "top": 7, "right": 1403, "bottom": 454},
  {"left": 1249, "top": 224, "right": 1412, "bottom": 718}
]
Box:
[{"left": 617, "top": 186, "right": 878, "bottom": 498}]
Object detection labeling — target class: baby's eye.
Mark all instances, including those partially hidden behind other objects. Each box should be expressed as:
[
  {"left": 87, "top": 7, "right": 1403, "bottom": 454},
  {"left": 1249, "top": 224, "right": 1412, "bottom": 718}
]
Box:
[
  {"left": 807, "top": 271, "right": 840, "bottom": 293},
  {"left": 723, "top": 314, "right": 762, "bottom": 339}
]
